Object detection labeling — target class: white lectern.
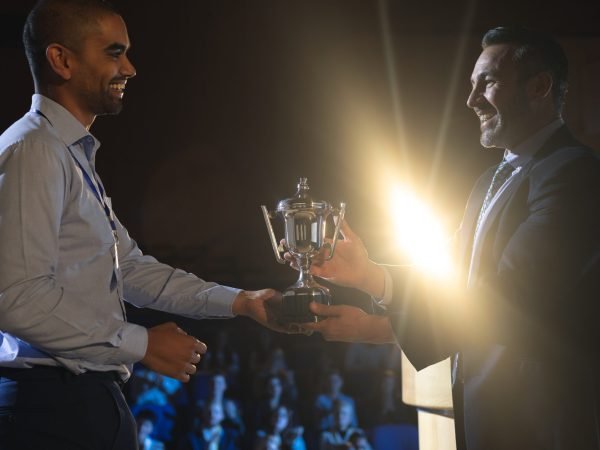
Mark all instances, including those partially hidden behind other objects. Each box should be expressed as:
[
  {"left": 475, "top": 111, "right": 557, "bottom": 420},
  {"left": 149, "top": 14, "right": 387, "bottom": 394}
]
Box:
[{"left": 401, "top": 353, "right": 457, "bottom": 450}]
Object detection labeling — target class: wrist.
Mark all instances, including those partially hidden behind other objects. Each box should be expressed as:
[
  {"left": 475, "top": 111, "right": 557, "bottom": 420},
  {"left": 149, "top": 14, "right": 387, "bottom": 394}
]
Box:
[
  {"left": 231, "top": 291, "right": 249, "bottom": 316},
  {"left": 359, "top": 261, "right": 385, "bottom": 298},
  {"left": 359, "top": 314, "right": 395, "bottom": 344}
]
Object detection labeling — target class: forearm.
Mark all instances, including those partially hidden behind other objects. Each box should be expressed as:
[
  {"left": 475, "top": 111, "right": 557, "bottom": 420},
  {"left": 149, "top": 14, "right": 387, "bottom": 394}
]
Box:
[
  {"left": 117, "top": 220, "right": 240, "bottom": 317},
  {"left": 122, "top": 260, "right": 239, "bottom": 317}
]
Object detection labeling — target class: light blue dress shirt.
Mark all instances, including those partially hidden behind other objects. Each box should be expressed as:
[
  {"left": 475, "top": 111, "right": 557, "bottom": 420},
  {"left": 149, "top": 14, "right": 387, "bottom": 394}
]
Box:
[{"left": 0, "top": 94, "right": 240, "bottom": 379}]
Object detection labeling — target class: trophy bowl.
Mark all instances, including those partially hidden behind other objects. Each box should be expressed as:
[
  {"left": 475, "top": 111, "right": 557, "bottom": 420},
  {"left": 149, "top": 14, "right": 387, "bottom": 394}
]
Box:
[{"left": 261, "top": 178, "right": 345, "bottom": 324}]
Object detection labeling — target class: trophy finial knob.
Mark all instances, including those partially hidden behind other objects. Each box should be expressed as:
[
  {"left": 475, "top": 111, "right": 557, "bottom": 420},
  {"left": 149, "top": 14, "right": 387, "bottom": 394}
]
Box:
[{"left": 297, "top": 177, "right": 310, "bottom": 198}]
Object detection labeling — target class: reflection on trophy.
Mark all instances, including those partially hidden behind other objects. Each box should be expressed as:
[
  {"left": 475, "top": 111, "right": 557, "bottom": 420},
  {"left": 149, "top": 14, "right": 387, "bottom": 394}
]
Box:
[{"left": 261, "top": 178, "right": 346, "bottom": 323}]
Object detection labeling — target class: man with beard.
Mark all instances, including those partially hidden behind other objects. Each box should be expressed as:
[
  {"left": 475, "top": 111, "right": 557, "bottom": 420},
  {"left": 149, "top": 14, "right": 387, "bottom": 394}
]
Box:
[
  {"left": 294, "top": 26, "right": 600, "bottom": 449},
  {"left": 0, "top": 1, "right": 286, "bottom": 449}
]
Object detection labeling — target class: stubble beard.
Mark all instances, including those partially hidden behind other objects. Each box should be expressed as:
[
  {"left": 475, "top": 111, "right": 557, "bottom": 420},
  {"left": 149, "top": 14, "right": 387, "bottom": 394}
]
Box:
[
  {"left": 97, "top": 95, "right": 124, "bottom": 116},
  {"left": 87, "top": 85, "right": 124, "bottom": 117},
  {"left": 479, "top": 115, "right": 505, "bottom": 148},
  {"left": 479, "top": 95, "right": 531, "bottom": 149}
]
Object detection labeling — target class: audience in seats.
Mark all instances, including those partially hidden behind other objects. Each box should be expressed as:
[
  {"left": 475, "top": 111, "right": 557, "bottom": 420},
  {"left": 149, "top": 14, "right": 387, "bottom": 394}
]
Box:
[
  {"left": 135, "top": 409, "right": 166, "bottom": 450},
  {"left": 254, "top": 405, "right": 306, "bottom": 450},
  {"left": 177, "top": 401, "right": 241, "bottom": 450},
  {"left": 126, "top": 327, "right": 415, "bottom": 450},
  {"left": 318, "top": 399, "right": 372, "bottom": 450},
  {"left": 196, "top": 372, "right": 245, "bottom": 436},
  {"left": 253, "top": 374, "right": 297, "bottom": 433},
  {"left": 198, "top": 329, "right": 242, "bottom": 397},
  {"left": 313, "top": 370, "right": 357, "bottom": 432},
  {"left": 129, "top": 366, "right": 188, "bottom": 443}
]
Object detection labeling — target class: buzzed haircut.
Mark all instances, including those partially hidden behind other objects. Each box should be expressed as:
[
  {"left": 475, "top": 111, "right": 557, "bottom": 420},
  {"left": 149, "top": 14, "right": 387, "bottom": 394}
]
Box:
[
  {"left": 482, "top": 26, "right": 569, "bottom": 112},
  {"left": 23, "top": 0, "right": 119, "bottom": 82}
]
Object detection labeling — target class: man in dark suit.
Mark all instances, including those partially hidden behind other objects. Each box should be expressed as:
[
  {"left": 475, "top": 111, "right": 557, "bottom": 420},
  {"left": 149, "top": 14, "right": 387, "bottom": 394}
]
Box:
[{"left": 295, "top": 26, "right": 600, "bottom": 450}]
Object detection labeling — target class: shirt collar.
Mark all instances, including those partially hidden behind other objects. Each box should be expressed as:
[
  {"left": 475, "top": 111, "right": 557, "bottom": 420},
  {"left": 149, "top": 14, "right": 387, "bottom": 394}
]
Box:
[
  {"left": 31, "top": 94, "right": 101, "bottom": 163},
  {"left": 504, "top": 118, "right": 564, "bottom": 168}
]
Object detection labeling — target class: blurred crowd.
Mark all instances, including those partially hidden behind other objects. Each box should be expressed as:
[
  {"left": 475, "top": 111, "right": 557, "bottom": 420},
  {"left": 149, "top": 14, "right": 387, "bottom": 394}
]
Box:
[{"left": 126, "top": 324, "right": 418, "bottom": 450}]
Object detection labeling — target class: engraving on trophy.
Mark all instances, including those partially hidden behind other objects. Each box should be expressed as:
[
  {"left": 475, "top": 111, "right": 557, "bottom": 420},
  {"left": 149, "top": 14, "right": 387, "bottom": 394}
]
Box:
[{"left": 261, "top": 178, "right": 346, "bottom": 324}]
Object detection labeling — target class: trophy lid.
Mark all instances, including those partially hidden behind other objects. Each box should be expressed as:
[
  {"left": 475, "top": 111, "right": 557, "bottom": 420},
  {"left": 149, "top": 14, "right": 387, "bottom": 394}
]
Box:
[{"left": 276, "top": 178, "right": 331, "bottom": 213}]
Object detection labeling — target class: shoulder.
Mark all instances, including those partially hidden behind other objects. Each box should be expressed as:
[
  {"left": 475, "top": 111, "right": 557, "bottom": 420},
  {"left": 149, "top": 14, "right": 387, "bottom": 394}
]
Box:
[
  {"left": 521, "top": 136, "right": 600, "bottom": 219},
  {"left": 530, "top": 126, "right": 599, "bottom": 174},
  {"left": 0, "top": 114, "right": 70, "bottom": 173},
  {"left": 528, "top": 143, "right": 600, "bottom": 190}
]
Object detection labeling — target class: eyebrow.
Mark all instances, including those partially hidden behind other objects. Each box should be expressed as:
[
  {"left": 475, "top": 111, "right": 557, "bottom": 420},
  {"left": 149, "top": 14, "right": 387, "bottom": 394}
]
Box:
[
  {"left": 471, "top": 70, "right": 496, "bottom": 84},
  {"left": 104, "top": 43, "right": 128, "bottom": 53}
]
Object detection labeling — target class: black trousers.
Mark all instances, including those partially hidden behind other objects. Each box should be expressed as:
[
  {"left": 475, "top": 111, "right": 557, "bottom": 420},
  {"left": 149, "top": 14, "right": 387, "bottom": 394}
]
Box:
[{"left": 0, "top": 366, "right": 137, "bottom": 450}]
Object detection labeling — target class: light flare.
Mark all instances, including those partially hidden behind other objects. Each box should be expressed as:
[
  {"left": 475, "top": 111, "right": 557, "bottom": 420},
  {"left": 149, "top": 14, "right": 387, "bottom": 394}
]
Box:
[{"left": 389, "top": 185, "right": 454, "bottom": 278}]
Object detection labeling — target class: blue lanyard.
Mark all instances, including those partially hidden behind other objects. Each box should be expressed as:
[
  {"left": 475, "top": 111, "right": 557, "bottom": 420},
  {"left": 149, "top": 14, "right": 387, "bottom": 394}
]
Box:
[
  {"left": 33, "top": 109, "right": 118, "bottom": 242},
  {"left": 68, "top": 149, "right": 118, "bottom": 237}
]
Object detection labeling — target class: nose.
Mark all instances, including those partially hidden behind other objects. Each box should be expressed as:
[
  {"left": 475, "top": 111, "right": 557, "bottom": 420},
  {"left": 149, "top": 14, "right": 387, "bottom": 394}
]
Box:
[
  {"left": 466, "top": 84, "right": 481, "bottom": 109},
  {"left": 466, "top": 87, "right": 476, "bottom": 109},
  {"left": 122, "top": 55, "right": 136, "bottom": 79}
]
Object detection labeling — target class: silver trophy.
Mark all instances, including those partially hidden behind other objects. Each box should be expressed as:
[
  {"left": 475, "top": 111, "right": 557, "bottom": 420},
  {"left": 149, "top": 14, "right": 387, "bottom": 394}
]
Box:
[{"left": 261, "top": 178, "right": 346, "bottom": 323}]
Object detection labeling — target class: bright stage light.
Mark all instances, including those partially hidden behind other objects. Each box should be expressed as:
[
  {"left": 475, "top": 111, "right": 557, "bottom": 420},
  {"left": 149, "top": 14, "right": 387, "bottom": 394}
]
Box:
[{"left": 389, "top": 185, "right": 453, "bottom": 278}]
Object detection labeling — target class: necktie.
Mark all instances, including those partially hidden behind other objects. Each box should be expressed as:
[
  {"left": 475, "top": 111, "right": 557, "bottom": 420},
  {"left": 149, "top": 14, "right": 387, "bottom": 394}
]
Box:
[
  {"left": 453, "top": 160, "right": 514, "bottom": 387},
  {"left": 475, "top": 159, "right": 514, "bottom": 234}
]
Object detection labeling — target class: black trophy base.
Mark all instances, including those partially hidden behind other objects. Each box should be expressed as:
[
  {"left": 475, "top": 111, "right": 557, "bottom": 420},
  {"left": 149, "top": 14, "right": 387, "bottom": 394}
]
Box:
[{"left": 280, "top": 287, "right": 330, "bottom": 324}]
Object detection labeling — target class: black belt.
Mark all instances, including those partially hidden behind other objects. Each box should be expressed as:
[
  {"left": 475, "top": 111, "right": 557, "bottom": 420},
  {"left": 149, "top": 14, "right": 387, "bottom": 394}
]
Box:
[{"left": 0, "top": 365, "right": 124, "bottom": 388}]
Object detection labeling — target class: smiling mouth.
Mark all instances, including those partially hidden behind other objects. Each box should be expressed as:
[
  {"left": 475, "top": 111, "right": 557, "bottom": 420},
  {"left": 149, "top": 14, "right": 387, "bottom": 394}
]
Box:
[
  {"left": 477, "top": 111, "right": 495, "bottom": 126},
  {"left": 109, "top": 81, "right": 127, "bottom": 97}
]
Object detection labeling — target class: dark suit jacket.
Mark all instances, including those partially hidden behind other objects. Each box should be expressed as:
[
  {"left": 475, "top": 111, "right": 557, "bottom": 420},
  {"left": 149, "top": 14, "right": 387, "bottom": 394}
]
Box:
[{"left": 387, "top": 127, "right": 600, "bottom": 450}]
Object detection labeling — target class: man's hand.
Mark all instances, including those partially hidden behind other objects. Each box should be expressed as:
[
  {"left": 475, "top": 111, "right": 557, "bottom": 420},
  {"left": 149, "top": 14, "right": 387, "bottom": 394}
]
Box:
[
  {"left": 141, "top": 322, "right": 207, "bottom": 383},
  {"left": 299, "top": 302, "right": 396, "bottom": 344},
  {"left": 232, "top": 289, "right": 294, "bottom": 333},
  {"left": 284, "top": 221, "right": 385, "bottom": 298}
]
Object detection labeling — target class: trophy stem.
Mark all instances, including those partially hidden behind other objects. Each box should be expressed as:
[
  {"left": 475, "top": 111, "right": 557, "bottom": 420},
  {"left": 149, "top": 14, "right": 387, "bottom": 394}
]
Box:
[
  {"left": 296, "top": 256, "right": 317, "bottom": 288},
  {"left": 279, "top": 254, "right": 331, "bottom": 323},
  {"left": 298, "top": 267, "right": 316, "bottom": 287}
]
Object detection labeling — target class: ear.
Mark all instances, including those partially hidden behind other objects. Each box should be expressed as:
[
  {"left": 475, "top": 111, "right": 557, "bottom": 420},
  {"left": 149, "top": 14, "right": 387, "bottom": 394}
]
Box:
[
  {"left": 526, "top": 71, "right": 553, "bottom": 102},
  {"left": 45, "top": 44, "right": 74, "bottom": 81}
]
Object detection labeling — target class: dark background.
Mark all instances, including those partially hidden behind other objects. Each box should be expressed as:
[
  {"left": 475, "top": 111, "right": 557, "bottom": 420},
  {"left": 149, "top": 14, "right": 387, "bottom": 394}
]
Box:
[{"left": 1, "top": 0, "right": 600, "bottom": 335}]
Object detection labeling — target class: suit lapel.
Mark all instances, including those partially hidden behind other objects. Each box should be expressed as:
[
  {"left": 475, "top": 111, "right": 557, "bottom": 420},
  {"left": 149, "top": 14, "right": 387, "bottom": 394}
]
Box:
[
  {"left": 465, "top": 125, "right": 578, "bottom": 287},
  {"left": 456, "top": 169, "right": 495, "bottom": 276},
  {"left": 467, "top": 166, "right": 528, "bottom": 287}
]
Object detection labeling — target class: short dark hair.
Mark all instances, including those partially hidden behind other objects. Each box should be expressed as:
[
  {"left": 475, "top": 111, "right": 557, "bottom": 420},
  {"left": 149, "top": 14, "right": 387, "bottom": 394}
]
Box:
[
  {"left": 23, "top": 0, "right": 119, "bottom": 83},
  {"left": 482, "top": 26, "right": 568, "bottom": 111}
]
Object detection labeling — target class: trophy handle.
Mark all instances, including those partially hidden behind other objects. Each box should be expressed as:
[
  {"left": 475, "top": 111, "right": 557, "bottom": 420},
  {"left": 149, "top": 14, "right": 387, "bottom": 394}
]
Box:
[
  {"left": 325, "top": 202, "right": 346, "bottom": 260},
  {"left": 261, "top": 205, "right": 286, "bottom": 264}
]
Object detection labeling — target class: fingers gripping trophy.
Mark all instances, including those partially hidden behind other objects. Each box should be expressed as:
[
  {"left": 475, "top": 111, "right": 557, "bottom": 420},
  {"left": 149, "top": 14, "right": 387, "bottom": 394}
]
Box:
[{"left": 261, "top": 178, "right": 346, "bottom": 324}]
